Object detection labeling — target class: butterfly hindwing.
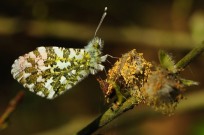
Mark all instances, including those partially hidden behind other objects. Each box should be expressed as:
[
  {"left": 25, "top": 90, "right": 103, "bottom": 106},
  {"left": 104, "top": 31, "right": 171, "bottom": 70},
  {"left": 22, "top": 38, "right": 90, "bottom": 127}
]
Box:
[
  {"left": 11, "top": 46, "right": 91, "bottom": 99},
  {"left": 11, "top": 37, "right": 106, "bottom": 99}
]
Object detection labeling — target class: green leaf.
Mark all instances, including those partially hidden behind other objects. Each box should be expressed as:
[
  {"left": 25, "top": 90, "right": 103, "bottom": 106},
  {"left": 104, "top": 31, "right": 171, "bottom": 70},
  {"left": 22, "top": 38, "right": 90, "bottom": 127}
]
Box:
[
  {"left": 158, "top": 50, "right": 177, "bottom": 73},
  {"left": 180, "top": 78, "right": 199, "bottom": 86}
]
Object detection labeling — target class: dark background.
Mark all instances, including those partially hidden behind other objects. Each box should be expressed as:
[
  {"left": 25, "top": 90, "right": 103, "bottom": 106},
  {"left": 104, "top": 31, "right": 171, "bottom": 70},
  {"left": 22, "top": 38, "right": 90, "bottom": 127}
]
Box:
[{"left": 0, "top": 0, "right": 204, "bottom": 135}]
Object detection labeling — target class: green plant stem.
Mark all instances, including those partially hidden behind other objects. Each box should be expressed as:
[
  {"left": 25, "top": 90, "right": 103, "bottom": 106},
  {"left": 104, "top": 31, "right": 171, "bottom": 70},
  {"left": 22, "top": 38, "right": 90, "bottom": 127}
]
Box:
[
  {"left": 176, "top": 42, "right": 204, "bottom": 69},
  {"left": 77, "top": 96, "right": 138, "bottom": 135},
  {"left": 77, "top": 43, "right": 204, "bottom": 135}
]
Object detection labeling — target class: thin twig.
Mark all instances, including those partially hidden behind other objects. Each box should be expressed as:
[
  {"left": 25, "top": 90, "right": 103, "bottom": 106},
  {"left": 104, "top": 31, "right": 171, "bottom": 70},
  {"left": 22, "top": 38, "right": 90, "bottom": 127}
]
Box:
[
  {"left": 77, "top": 96, "right": 138, "bottom": 135},
  {"left": 176, "top": 42, "right": 204, "bottom": 69},
  {"left": 0, "top": 91, "right": 24, "bottom": 129},
  {"left": 77, "top": 43, "right": 204, "bottom": 135}
]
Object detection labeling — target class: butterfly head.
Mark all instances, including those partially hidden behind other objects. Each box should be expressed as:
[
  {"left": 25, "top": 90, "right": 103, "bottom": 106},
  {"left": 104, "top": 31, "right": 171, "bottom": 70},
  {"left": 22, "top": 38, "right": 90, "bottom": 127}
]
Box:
[{"left": 84, "top": 37, "right": 106, "bottom": 74}]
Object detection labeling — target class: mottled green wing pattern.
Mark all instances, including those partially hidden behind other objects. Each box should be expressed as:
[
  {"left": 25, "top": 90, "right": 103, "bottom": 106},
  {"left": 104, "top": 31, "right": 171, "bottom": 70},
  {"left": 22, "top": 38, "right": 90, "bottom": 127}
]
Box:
[{"left": 11, "top": 37, "right": 107, "bottom": 99}]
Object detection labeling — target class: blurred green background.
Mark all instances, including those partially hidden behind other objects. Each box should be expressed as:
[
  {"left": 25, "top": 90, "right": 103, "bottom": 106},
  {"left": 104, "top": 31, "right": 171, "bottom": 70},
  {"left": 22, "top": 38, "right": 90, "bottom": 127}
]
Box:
[{"left": 0, "top": 0, "right": 204, "bottom": 135}]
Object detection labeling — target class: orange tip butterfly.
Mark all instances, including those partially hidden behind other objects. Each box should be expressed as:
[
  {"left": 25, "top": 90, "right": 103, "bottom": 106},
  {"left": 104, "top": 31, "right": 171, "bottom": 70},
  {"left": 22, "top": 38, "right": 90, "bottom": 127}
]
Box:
[{"left": 11, "top": 7, "right": 108, "bottom": 99}]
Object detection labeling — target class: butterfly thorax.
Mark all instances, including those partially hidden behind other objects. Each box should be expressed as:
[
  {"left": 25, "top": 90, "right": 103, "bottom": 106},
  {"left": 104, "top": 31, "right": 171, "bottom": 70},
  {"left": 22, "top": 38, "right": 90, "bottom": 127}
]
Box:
[{"left": 85, "top": 37, "right": 107, "bottom": 75}]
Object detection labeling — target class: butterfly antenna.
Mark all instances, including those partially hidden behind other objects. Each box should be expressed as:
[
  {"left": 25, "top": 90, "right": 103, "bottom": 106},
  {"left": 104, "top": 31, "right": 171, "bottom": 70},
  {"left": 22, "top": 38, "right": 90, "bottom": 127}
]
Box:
[{"left": 94, "top": 7, "right": 107, "bottom": 37}]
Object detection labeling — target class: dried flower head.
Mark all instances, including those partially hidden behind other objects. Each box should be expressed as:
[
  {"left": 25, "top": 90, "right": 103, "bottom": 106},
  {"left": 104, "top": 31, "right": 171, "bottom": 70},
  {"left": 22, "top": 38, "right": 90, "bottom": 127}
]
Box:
[
  {"left": 139, "top": 50, "right": 198, "bottom": 114},
  {"left": 141, "top": 67, "right": 185, "bottom": 114},
  {"left": 98, "top": 49, "right": 152, "bottom": 103}
]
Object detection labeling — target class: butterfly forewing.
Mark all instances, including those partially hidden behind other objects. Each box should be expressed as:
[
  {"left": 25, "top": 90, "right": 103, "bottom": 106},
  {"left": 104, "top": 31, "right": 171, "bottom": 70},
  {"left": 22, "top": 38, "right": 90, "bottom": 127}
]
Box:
[{"left": 11, "top": 46, "right": 91, "bottom": 99}]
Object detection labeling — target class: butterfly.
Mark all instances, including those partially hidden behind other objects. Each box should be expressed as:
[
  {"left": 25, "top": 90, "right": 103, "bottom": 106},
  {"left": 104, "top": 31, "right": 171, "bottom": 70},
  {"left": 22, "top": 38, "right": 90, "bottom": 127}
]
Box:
[{"left": 11, "top": 7, "right": 108, "bottom": 99}]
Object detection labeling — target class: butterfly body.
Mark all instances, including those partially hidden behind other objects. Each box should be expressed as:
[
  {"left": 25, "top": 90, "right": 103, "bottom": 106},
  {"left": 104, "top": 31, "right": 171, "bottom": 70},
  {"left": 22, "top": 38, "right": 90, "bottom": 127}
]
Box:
[{"left": 11, "top": 37, "right": 107, "bottom": 99}]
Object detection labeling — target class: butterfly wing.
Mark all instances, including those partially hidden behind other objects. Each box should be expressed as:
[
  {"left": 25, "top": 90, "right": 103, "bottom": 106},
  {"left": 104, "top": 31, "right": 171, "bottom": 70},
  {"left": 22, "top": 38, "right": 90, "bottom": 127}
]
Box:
[{"left": 11, "top": 46, "right": 91, "bottom": 99}]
